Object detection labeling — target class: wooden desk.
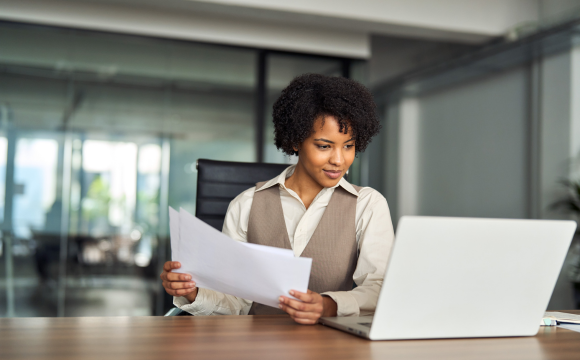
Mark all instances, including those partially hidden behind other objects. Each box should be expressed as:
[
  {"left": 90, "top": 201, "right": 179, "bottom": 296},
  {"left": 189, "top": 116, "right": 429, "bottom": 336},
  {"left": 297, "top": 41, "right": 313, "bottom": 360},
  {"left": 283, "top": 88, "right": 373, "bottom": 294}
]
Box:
[{"left": 1, "top": 312, "right": 579, "bottom": 360}]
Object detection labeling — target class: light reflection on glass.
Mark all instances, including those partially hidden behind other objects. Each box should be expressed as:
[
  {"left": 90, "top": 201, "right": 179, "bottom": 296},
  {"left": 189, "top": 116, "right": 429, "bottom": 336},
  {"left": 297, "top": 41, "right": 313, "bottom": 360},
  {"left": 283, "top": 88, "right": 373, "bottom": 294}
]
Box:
[
  {"left": 81, "top": 140, "right": 137, "bottom": 236},
  {"left": 13, "top": 138, "right": 59, "bottom": 239},
  {"left": 0, "top": 137, "right": 7, "bottom": 223}
]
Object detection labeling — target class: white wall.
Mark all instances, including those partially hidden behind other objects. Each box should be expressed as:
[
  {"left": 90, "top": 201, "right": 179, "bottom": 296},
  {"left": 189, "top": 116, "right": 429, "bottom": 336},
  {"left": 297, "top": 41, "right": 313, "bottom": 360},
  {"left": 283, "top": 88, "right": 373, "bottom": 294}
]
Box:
[
  {"left": 397, "top": 98, "right": 421, "bottom": 219},
  {"left": 415, "top": 67, "right": 529, "bottom": 219},
  {"left": 539, "top": 52, "right": 574, "bottom": 220},
  {"left": 368, "top": 35, "right": 477, "bottom": 86},
  {"left": 388, "top": 67, "right": 529, "bottom": 222},
  {"left": 539, "top": 0, "right": 580, "bottom": 21},
  {"left": 572, "top": 45, "right": 580, "bottom": 179}
]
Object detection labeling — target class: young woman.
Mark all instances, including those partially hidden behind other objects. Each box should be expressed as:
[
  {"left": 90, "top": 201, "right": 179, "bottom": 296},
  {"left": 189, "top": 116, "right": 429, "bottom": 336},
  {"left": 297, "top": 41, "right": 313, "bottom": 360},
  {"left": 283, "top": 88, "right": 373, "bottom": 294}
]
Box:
[{"left": 160, "top": 74, "right": 395, "bottom": 324}]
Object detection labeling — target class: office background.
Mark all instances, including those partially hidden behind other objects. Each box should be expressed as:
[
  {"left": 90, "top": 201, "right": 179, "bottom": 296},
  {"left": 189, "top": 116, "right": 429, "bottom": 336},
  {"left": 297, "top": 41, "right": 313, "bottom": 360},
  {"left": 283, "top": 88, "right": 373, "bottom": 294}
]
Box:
[{"left": 0, "top": 0, "right": 580, "bottom": 317}]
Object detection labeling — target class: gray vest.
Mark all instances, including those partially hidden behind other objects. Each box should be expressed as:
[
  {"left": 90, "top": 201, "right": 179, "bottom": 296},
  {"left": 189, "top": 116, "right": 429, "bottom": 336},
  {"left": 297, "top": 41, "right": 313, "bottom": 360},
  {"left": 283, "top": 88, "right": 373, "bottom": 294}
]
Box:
[{"left": 247, "top": 181, "right": 361, "bottom": 315}]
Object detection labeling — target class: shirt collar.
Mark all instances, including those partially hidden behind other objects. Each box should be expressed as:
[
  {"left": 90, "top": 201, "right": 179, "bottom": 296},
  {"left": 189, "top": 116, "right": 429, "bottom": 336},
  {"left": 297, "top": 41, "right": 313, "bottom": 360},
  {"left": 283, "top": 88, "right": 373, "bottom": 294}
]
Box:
[{"left": 256, "top": 164, "right": 359, "bottom": 197}]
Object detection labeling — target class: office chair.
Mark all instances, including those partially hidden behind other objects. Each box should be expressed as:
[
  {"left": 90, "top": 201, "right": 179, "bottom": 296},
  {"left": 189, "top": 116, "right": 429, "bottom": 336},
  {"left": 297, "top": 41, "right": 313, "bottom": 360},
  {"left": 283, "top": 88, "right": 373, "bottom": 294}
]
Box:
[
  {"left": 195, "top": 159, "right": 290, "bottom": 231},
  {"left": 164, "top": 159, "right": 289, "bottom": 316}
]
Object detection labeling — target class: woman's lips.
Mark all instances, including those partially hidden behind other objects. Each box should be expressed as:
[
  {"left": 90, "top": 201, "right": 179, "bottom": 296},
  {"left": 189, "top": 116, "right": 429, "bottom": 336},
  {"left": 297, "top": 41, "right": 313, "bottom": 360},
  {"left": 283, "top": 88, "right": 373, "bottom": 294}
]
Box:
[{"left": 323, "top": 170, "right": 342, "bottom": 179}]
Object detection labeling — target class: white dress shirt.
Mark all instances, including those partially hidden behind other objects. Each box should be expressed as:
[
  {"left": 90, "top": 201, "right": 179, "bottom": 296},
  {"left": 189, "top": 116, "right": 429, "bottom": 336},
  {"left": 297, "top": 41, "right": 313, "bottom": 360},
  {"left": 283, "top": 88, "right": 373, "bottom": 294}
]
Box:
[{"left": 174, "top": 165, "right": 395, "bottom": 317}]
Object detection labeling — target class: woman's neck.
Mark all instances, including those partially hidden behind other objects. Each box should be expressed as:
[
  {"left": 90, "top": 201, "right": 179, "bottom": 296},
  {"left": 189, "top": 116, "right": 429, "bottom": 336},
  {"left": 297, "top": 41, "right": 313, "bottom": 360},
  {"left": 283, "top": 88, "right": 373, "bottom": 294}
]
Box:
[{"left": 285, "top": 162, "right": 324, "bottom": 209}]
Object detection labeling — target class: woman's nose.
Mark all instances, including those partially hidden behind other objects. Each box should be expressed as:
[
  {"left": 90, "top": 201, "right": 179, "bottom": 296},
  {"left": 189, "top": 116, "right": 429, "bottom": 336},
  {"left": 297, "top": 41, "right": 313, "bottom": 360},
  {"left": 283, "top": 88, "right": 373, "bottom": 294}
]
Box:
[{"left": 329, "top": 149, "right": 343, "bottom": 166}]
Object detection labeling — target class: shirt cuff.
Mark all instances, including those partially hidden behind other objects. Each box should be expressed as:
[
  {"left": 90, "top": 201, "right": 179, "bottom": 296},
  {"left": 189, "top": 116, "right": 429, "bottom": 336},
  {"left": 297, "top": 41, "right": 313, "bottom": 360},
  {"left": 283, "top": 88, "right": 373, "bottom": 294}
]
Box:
[
  {"left": 321, "top": 291, "right": 360, "bottom": 317},
  {"left": 173, "top": 288, "right": 217, "bottom": 316}
]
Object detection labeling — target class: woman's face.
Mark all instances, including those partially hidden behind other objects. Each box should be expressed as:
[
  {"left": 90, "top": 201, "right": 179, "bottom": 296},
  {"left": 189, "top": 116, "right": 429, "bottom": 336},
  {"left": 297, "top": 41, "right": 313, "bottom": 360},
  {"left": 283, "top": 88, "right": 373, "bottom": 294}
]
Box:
[{"left": 296, "top": 115, "right": 356, "bottom": 188}]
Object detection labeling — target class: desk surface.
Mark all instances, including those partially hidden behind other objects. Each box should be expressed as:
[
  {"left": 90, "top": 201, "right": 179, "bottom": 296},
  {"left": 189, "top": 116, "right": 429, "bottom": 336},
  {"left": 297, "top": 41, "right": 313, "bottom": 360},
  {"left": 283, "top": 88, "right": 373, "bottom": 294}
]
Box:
[{"left": 1, "top": 312, "right": 580, "bottom": 360}]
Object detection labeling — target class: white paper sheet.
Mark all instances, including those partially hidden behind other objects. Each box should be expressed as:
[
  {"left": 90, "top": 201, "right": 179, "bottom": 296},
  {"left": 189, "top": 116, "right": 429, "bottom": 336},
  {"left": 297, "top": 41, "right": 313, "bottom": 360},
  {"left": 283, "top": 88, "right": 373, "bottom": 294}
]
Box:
[
  {"left": 558, "top": 324, "right": 580, "bottom": 333},
  {"left": 168, "top": 206, "right": 180, "bottom": 262},
  {"left": 241, "top": 242, "right": 294, "bottom": 258},
  {"left": 172, "top": 207, "right": 312, "bottom": 308},
  {"left": 544, "top": 311, "right": 580, "bottom": 324}
]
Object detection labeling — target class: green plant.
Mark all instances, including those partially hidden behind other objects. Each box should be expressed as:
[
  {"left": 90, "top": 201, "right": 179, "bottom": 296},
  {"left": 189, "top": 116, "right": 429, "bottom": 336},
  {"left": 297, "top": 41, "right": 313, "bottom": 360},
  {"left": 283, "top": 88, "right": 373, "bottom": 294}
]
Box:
[
  {"left": 550, "top": 180, "right": 580, "bottom": 217},
  {"left": 551, "top": 180, "right": 580, "bottom": 284},
  {"left": 82, "top": 175, "right": 111, "bottom": 221}
]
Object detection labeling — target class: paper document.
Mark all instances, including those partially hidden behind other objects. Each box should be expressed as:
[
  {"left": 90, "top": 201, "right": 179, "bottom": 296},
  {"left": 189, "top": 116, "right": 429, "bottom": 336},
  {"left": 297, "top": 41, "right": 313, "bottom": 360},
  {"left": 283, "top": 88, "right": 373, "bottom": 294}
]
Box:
[
  {"left": 168, "top": 207, "right": 180, "bottom": 262},
  {"left": 558, "top": 324, "right": 580, "bottom": 333},
  {"left": 542, "top": 312, "right": 580, "bottom": 326},
  {"left": 168, "top": 207, "right": 312, "bottom": 308}
]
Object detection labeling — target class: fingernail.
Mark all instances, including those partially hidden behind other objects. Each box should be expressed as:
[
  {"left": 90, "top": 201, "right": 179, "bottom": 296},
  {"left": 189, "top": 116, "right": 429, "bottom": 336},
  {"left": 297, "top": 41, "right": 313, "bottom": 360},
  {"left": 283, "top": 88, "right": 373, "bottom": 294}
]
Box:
[
  {"left": 278, "top": 304, "right": 283, "bottom": 309},
  {"left": 289, "top": 290, "right": 294, "bottom": 296},
  {"left": 278, "top": 297, "right": 283, "bottom": 302}
]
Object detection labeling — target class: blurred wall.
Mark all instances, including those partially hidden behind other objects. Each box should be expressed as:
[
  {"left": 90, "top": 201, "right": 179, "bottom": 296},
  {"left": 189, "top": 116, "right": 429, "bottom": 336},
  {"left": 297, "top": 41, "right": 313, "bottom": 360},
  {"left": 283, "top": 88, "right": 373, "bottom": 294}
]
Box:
[
  {"left": 540, "top": 0, "right": 580, "bottom": 19},
  {"left": 413, "top": 67, "right": 529, "bottom": 219}
]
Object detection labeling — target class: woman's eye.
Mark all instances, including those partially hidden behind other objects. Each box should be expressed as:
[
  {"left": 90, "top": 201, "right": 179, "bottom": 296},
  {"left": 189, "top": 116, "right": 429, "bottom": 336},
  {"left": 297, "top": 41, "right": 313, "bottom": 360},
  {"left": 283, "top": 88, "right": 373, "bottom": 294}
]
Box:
[
  {"left": 345, "top": 144, "right": 354, "bottom": 149},
  {"left": 316, "top": 145, "right": 330, "bottom": 149}
]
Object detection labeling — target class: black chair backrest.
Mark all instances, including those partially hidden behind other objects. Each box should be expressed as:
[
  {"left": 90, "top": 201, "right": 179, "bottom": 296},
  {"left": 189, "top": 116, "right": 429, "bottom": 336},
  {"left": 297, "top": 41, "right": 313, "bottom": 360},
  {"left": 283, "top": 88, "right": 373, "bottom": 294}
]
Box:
[{"left": 196, "top": 159, "right": 289, "bottom": 231}]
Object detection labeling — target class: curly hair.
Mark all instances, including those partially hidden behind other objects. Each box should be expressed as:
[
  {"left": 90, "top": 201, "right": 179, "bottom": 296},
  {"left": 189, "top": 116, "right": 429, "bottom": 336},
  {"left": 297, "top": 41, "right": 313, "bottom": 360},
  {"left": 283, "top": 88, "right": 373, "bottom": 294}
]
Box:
[{"left": 272, "top": 73, "right": 380, "bottom": 156}]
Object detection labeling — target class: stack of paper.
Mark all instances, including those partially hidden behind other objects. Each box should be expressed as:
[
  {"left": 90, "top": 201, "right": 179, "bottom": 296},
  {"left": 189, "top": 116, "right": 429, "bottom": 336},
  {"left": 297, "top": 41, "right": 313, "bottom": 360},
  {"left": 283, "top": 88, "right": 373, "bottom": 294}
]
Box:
[
  {"left": 541, "top": 312, "right": 580, "bottom": 326},
  {"left": 168, "top": 207, "right": 312, "bottom": 308}
]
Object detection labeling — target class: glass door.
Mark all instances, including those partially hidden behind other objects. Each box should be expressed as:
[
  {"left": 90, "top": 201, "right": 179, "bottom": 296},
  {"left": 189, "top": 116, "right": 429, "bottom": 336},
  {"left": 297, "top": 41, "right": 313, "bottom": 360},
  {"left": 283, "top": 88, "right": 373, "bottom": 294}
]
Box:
[{"left": 5, "top": 132, "right": 61, "bottom": 317}]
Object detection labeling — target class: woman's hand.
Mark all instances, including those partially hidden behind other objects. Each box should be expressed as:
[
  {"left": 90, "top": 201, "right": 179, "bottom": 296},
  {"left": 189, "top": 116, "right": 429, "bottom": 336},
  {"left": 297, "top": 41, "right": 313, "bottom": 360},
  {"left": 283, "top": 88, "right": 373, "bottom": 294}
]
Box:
[
  {"left": 160, "top": 261, "right": 198, "bottom": 303},
  {"left": 278, "top": 290, "right": 338, "bottom": 325}
]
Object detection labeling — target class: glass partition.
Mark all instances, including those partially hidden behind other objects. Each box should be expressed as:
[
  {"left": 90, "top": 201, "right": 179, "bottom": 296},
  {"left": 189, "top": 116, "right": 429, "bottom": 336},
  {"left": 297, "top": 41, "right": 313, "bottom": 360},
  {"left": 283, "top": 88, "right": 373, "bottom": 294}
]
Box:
[{"left": 0, "top": 22, "right": 257, "bottom": 316}]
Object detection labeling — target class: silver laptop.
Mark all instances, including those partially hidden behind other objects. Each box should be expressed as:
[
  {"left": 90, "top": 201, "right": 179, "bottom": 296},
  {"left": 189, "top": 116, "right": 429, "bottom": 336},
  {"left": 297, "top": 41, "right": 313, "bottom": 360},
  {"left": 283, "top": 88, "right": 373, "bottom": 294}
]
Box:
[{"left": 319, "top": 216, "right": 577, "bottom": 340}]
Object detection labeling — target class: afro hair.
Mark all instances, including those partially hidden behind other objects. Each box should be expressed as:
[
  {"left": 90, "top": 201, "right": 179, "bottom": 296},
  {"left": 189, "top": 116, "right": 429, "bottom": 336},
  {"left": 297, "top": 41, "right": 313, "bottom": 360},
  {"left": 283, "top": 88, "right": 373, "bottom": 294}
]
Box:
[{"left": 272, "top": 73, "right": 380, "bottom": 156}]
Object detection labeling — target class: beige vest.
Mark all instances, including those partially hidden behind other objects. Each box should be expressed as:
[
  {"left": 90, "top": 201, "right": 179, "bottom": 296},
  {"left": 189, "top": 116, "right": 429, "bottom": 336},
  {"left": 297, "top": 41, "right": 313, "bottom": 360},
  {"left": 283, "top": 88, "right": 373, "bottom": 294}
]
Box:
[{"left": 247, "top": 181, "right": 361, "bottom": 315}]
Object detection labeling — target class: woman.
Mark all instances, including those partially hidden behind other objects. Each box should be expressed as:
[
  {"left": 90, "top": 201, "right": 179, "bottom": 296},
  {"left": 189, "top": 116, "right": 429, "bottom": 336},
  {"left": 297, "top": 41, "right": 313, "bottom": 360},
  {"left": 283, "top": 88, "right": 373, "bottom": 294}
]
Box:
[{"left": 160, "top": 74, "right": 395, "bottom": 324}]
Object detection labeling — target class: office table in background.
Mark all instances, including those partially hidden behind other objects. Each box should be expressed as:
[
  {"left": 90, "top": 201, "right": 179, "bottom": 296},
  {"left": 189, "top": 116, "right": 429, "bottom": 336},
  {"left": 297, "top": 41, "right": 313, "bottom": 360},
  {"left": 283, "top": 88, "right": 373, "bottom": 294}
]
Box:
[{"left": 1, "top": 312, "right": 580, "bottom": 359}]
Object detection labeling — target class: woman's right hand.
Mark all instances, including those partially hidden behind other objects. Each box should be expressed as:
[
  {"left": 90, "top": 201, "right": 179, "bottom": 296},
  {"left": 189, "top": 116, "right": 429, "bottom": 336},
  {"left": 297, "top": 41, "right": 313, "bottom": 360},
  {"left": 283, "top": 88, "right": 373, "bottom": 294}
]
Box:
[{"left": 160, "top": 261, "right": 198, "bottom": 303}]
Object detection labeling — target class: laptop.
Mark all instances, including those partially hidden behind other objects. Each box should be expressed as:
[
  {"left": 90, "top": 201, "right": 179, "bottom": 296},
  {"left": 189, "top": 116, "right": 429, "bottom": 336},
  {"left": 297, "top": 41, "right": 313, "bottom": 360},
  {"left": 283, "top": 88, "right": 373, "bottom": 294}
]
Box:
[{"left": 319, "top": 216, "right": 577, "bottom": 340}]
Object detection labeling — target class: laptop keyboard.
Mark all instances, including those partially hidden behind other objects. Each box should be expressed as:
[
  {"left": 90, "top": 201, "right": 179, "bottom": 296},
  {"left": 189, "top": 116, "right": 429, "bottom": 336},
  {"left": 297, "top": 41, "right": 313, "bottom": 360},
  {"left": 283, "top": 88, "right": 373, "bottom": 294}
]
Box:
[{"left": 358, "top": 322, "right": 372, "bottom": 327}]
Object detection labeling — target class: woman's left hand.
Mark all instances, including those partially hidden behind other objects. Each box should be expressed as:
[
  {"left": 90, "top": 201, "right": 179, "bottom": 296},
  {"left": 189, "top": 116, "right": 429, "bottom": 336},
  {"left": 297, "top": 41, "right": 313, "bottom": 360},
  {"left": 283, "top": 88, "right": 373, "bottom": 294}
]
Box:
[{"left": 279, "top": 290, "right": 338, "bottom": 325}]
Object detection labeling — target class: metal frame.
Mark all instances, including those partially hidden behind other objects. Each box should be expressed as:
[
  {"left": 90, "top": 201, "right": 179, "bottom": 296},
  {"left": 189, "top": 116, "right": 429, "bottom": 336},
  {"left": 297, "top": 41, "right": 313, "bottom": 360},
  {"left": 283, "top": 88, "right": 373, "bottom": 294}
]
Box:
[{"left": 255, "top": 50, "right": 267, "bottom": 163}]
